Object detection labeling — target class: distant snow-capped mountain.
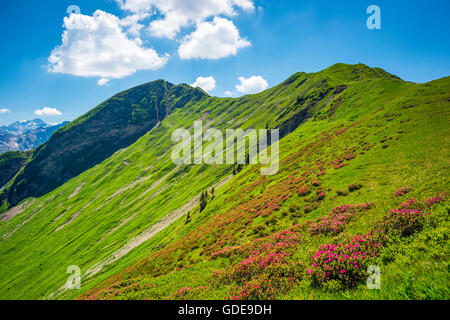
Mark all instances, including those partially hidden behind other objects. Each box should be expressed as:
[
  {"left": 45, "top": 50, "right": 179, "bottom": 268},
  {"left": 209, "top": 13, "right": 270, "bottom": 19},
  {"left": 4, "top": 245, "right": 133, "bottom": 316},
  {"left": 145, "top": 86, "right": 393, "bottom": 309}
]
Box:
[
  {"left": 0, "top": 119, "right": 49, "bottom": 135},
  {"left": 0, "top": 119, "right": 69, "bottom": 154}
]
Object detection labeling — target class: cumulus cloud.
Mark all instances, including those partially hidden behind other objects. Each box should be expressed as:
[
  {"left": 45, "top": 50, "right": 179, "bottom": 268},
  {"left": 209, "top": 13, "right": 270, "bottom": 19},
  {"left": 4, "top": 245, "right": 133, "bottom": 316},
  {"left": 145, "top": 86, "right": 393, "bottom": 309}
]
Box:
[
  {"left": 191, "top": 76, "right": 216, "bottom": 93},
  {"left": 235, "top": 76, "right": 269, "bottom": 94},
  {"left": 47, "top": 1, "right": 255, "bottom": 83},
  {"left": 34, "top": 107, "right": 63, "bottom": 116},
  {"left": 48, "top": 10, "right": 169, "bottom": 81},
  {"left": 232, "top": 0, "right": 255, "bottom": 11},
  {"left": 0, "top": 108, "right": 11, "bottom": 114},
  {"left": 117, "top": 0, "right": 254, "bottom": 39},
  {"left": 119, "top": 12, "right": 150, "bottom": 37},
  {"left": 97, "top": 78, "right": 110, "bottom": 86},
  {"left": 178, "top": 17, "right": 250, "bottom": 60},
  {"left": 224, "top": 91, "right": 233, "bottom": 97}
]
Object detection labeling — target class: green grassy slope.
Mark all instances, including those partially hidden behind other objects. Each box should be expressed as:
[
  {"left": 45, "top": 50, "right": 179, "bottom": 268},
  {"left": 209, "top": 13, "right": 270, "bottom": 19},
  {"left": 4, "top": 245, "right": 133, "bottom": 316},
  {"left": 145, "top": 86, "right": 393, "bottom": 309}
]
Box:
[
  {"left": 0, "top": 64, "right": 448, "bottom": 300},
  {"left": 81, "top": 74, "right": 449, "bottom": 300}
]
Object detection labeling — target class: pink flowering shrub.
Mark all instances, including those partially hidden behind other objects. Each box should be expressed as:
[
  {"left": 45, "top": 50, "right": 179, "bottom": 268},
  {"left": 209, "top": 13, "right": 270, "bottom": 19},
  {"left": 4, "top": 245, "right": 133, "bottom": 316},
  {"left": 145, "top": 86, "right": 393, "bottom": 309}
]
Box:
[
  {"left": 315, "top": 191, "right": 327, "bottom": 201},
  {"left": 207, "top": 193, "right": 447, "bottom": 299},
  {"left": 424, "top": 192, "right": 447, "bottom": 208},
  {"left": 210, "top": 227, "right": 304, "bottom": 299},
  {"left": 226, "top": 275, "right": 295, "bottom": 300},
  {"left": 171, "top": 286, "right": 208, "bottom": 300},
  {"left": 383, "top": 193, "right": 447, "bottom": 236},
  {"left": 308, "top": 231, "right": 386, "bottom": 288},
  {"left": 81, "top": 187, "right": 449, "bottom": 300},
  {"left": 394, "top": 186, "right": 412, "bottom": 197},
  {"left": 211, "top": 228, "right": 302, "bottom": 260},
  {"left": 296, "top": 186, "right": 311, "bottom": 196},
  {"left": 82, "top": 282, "right": 153, "bottom": 300},
  {"left": 307, "top": 193, "right": 447, "bottom": 289},
  {"left": 309, "top": 203, "right": 375, "bottom": 236},
  {"left": 232, "top": 253, "right": 288, "bottom": 282},
  {"left": 382, "top": 205, "right": 429, "bottom": 236},
  {"left": 219, "top": 252, "right": 300, "bottom": 284},
  {"left": 210, "top": 245, "right": 241, "bottom": 259},
  {"left": 334, "top": 163, "right": 349, "bottom": 170},
  {"left": 316, "top": 171, "right": 326, "bottom": 177}
]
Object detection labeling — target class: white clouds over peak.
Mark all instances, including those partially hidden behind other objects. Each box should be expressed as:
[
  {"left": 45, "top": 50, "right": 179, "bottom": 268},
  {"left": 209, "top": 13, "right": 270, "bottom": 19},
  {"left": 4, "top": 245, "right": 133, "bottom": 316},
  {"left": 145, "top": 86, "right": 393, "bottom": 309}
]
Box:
[
  {"left": 48, "top": 1, "right": 256, "bottom": 85},
  {"left": 235, "top": 76, "right": 269, "bottom": 94},
  {"left": 34, "top": 107, "right": 62, "bottom": 116},
  {"left": 179, "top": 17, "right": 250, "bottom": 60},
  {"left": 191, "top": 76, "right": 216, "bottom": 93},
  {"left": 117, "top": 0, "right": 254, "bottom": 39},
  {"left": 48, "top": 10, "right": 169, "bottom": 81}
]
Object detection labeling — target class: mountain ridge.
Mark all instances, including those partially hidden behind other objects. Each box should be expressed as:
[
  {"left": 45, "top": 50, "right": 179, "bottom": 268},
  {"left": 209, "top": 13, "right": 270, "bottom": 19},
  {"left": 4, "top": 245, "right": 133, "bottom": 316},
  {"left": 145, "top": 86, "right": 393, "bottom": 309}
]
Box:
[
  {"left": 0, "top": 62, "right": 429, "bottom": 211},
  {"left": 0, "top": 63, "right": 448, "bottom": 300},
  {"left": 0, "top": 119, "right": 48, "bottom": 135}
]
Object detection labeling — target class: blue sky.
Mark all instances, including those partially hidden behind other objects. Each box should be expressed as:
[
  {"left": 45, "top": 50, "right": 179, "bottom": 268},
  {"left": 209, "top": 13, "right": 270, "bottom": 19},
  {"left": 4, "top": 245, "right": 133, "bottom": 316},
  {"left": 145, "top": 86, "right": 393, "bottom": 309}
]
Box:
[{"left": 0, "top": 0, "right": 449, "bottom": 125}]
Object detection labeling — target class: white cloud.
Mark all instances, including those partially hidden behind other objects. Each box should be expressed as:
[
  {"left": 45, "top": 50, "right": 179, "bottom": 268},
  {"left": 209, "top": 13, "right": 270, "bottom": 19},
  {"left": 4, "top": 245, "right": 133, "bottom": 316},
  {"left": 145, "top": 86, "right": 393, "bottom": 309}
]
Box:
[
  {"left": 117, "top": 0, "right": 254, "bottom": 39},
  {"left": 178, "top": 17, "right": 250, "bottom": 60},
  {"left": 224, "top": 91, "right": 233, "bottom": 97},
  {"left": 48, "top": 10, "right": 169, "bottom": 80},
  {"left": 119, "top": 12, "right": 150, "bottom": 37},
  {"left": 97, "top": 78, "right": 110, "bottom": 86},
  {"left": 235, "top": 76, "right": 269, "bottom": 94},
  {"left": 0, "top": 108, "right": 11, "bottom": 114},
  {"left": 232, "top": 0, "right": 255, "bottom": 11},
  {"left": 191, "top": 76, "right": 216, "bottom": 93},
  {"left": 34, "top": 107, "right": 63, "bottom": 116},
  {"left": 147, "top": 12, "right": 188, "bottom": 39}
]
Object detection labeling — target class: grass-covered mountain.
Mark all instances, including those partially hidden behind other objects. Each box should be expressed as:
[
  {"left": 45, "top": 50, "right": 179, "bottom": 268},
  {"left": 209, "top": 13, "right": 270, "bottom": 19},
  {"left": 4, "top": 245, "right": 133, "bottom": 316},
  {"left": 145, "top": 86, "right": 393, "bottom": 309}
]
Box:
[
  {"left": 0, "top": 82, "right": 206, "bottom": 209},
  {"left": 0, "top": 119, "right": 69, "bottom": 154},
  {"left": 0, "top": 63, "right": 448, "bottom": 300}
]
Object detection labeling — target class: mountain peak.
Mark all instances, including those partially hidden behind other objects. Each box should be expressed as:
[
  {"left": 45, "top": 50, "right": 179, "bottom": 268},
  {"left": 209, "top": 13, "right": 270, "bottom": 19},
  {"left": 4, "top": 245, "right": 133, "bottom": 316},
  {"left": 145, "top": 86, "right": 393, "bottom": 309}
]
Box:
[
  {"left": 0, "top": 78, "right": 209, "bottom": 207},
  {"left": 320, "top": 63, "right": 401, "bottom": 82},
  {"left": 0, "top": 118, "right": 49, "bottom": 135}
]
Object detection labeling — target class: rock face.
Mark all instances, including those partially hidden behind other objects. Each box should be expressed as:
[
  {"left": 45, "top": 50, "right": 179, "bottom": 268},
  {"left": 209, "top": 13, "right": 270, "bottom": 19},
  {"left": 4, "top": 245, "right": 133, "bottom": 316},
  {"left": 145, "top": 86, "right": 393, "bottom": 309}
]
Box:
[
  {"left": 0, "top": 119, "right": 69, "bottom": 154},
  {"left": 0, "top": 80, "right": 206, "bottom": 208}
]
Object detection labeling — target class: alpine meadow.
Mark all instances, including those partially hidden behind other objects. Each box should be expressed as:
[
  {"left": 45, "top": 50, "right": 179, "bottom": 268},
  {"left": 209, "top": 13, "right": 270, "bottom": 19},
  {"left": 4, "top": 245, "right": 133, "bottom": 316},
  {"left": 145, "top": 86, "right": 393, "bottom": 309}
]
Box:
[{"left": 0, "top": 63, "right": 448, "bottom": 300}]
